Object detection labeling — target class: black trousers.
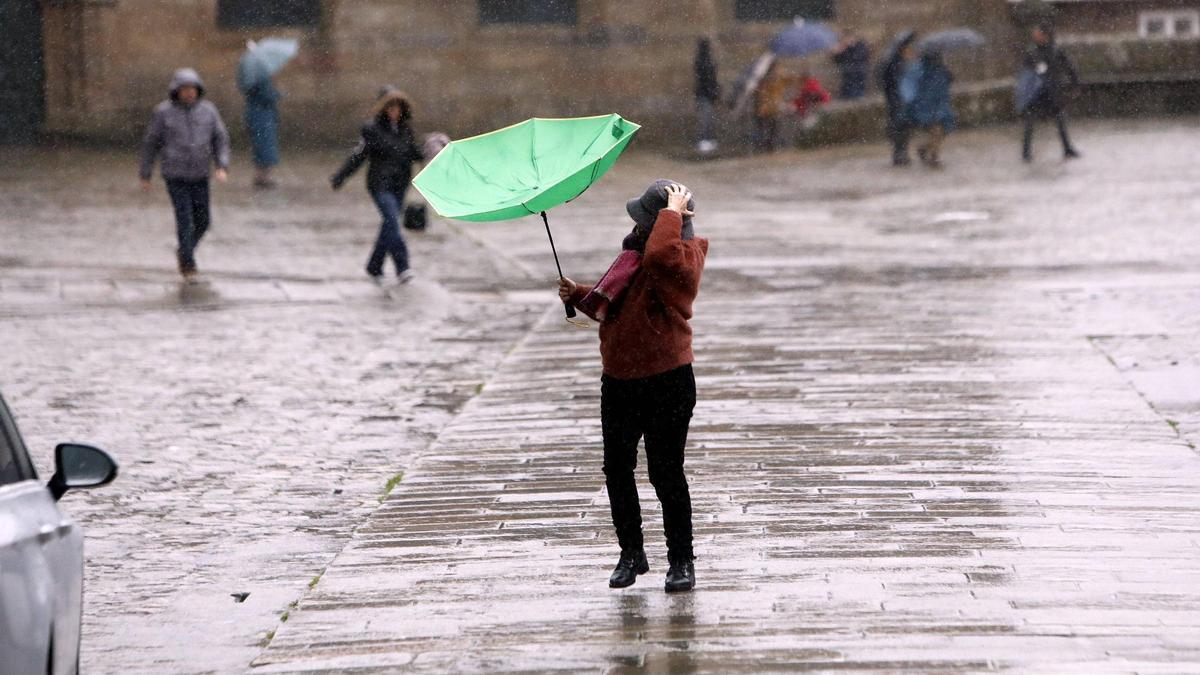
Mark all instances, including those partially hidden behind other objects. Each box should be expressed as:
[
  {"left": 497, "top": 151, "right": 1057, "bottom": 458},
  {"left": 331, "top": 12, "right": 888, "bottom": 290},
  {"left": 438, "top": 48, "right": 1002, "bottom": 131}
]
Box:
[
  {"left": 164, "top": 179, "right": 210, "bottom": 269},
  {"left": 600, "top": 364, "right": 696, "bottom": 562},
  {"left": 1022, "top": 109, "right": 1075, "bottom": 158}
]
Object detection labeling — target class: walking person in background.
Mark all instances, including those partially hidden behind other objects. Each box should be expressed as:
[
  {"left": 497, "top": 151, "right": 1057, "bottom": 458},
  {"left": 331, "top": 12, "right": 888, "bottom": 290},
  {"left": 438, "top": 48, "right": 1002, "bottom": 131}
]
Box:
[
  {"left": 558, "top": 181, "right": 708, "bottom": 593},
  {"left": 878, "top": 30, "right": 917, "bottom": 166},
  {"left": 693, "top": 37, "right": 721, "bottom": 155},
  {"left": 752, "top": 61, "right": 788, "bottom": 152},
  {"left": 139, "top": 68, "right": 230, "bottom": 282},
  {"left": 831, "top": 32, "right": 870, "bottom": 100},
  {"left": 330, "top": 88, "right": 424, "bottom": 283},
  {"left": 902, "top": 50, "right": 956, "bottom": 169},
  {"left": 1020, "top": 24, "right": 1081, "bottom": 162},
  {"left": 238, "top": 41, "right": 283, "bottom": 189}
]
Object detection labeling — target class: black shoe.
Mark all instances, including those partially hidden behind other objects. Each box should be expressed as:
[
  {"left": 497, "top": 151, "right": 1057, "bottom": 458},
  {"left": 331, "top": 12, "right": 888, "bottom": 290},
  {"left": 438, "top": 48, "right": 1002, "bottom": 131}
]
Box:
[
  {"left": 608, "top": 550, "right": 649, "bottom": 588},
  {"left": 892, "top": 155, "right": 911, "bottom": 167},
  {"left": 664, "top": 559, "right": 695, "bottom": 593},
  {"left": 1022, "top": 153, "right": 1033, "bottom": 164},
  {"left": 1064, "top": 149, "right": 1081, "bottom": 160}
]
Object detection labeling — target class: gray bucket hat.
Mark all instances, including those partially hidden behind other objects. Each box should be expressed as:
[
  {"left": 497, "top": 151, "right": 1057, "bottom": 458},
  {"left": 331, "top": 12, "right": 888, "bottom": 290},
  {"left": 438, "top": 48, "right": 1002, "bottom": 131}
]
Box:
[{"left": 625, "top": 179, "right": 695, "bottom": 241}]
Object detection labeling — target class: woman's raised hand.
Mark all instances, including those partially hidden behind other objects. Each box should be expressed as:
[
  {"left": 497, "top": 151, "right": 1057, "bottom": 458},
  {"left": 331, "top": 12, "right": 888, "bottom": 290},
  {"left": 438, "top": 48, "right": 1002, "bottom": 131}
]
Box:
[{"left": 665, "top": 184, "right": 694, "bottom": 217}]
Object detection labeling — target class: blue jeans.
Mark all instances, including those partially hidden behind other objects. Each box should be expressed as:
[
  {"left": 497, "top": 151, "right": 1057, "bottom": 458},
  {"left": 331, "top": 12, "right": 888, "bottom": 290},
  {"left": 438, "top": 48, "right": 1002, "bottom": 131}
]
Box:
[
  {"left": 165, "top": 179, "right": 210, "bottom": 270},
  {"left": 367, "top": 189, "right": 409, "bottom": 276}
]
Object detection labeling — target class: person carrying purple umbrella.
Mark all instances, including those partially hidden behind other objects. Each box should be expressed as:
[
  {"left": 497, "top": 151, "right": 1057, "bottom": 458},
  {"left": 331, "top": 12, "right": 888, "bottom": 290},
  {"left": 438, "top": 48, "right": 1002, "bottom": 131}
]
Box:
[{"left": 558, "top": 181, "right": 708, "bottom": 593}]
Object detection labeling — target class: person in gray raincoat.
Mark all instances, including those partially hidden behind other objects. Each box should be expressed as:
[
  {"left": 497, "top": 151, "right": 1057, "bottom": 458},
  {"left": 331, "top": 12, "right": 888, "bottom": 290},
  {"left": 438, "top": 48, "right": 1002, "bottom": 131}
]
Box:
[
  {"left": 1019, "top": 24, "right": 1081, "bottom": 162},
  {"left": 138, "top": 68, "right": 230, "bottom": 280}
]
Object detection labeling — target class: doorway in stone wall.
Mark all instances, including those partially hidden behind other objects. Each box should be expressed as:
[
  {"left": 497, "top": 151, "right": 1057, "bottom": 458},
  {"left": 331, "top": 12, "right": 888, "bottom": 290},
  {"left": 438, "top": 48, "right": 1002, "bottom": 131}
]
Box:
[{"left": 0, "top": 0, "right": 46, "bottom": 144}]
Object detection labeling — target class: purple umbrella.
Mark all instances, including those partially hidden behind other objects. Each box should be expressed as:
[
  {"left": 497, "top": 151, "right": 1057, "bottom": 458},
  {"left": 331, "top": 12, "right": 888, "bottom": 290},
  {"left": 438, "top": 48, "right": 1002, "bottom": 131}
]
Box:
[{"left": 769, "top": 20, "right": 839, "bottom": 58}]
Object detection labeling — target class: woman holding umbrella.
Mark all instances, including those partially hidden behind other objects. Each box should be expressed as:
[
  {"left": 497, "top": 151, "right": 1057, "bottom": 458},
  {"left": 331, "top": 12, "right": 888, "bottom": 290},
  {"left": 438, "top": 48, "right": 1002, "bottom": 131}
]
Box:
[
  {"left": 1019, "top": 24, "right": 1081, "bottom": 162},
  {"left": 237, "top": 39, "right": 296, "bottom": 189},
  {"left": 902, "top": 49, "right": 957, "bottom": 169},
  {"left": 558, "top": 181, "right": 708, "bottom": 593},
  {"left": 330, "top": 88, "right": 424, "bottom": 282}
]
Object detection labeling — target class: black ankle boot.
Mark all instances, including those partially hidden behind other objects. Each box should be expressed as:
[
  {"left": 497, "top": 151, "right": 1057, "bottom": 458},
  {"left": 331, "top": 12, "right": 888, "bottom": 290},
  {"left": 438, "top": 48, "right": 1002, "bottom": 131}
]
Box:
[
  {"left": 608, "top": 549, "right": 649, "bottom": 588},
  {"left": 665, "top": 559, "right": 695, "bottom": 593}
]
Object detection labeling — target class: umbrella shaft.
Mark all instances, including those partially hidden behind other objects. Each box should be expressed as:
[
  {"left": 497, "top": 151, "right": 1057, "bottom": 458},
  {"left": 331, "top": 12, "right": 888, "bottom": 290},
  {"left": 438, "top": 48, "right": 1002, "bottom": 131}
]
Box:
[{"left": 541, "top": 211, "right": 565, "bottom": 279}]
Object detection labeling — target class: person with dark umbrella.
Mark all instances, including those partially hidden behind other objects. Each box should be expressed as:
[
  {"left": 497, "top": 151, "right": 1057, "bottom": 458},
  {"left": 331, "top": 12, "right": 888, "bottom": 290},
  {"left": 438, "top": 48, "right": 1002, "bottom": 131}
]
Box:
[
  {"left": 558, "top": 181, "right": 708, "bottom": 593},
  {"left": 1020, "top": 24, "right": 1081, "bottom": 162},
  {"left": 878, "top": 30, "right": 918, "bottom": 166}
]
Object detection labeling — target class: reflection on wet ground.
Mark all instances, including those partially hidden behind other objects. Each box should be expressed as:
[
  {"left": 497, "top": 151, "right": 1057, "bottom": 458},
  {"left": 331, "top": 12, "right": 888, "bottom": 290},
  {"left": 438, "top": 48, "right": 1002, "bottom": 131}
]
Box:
[{"left": 2, "top": 119, "right": 1199, "bottom": 672}]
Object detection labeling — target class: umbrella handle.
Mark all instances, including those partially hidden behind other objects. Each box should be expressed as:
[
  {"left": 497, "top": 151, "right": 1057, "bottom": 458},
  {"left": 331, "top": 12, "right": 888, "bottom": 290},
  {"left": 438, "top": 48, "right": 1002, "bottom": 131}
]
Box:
[{"left": 540, "top": 211, "right": 578, "bottom": 320}]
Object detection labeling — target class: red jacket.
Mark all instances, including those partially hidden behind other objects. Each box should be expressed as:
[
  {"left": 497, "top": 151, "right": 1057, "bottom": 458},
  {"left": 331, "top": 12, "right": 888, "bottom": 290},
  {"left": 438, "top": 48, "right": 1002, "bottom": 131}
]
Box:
[
  {"left": 792, "top": 77, "right": 831, "bottom": 116},
  {"left": 570, "top": 210, "right": 708, "bottom": 380}
]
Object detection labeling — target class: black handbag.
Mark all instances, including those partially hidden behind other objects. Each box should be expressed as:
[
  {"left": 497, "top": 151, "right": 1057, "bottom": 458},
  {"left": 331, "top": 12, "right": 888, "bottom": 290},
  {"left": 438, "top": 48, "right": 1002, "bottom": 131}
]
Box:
[{"left": 403, "top": 203, "right": 428, "bottom": 231}]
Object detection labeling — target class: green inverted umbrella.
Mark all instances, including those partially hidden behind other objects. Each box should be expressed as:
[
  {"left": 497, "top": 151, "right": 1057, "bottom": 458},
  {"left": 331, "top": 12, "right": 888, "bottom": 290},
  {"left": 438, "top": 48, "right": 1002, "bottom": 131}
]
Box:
[{"left": 413, "top": 113, "right": 641, "bottom": 319}]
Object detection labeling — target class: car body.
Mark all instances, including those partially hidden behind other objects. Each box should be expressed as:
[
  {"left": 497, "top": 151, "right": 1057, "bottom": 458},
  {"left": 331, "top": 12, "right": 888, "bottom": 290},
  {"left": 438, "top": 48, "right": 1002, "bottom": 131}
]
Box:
[{"left": 0, "top": 393, "right": 117, "bottom": 675}]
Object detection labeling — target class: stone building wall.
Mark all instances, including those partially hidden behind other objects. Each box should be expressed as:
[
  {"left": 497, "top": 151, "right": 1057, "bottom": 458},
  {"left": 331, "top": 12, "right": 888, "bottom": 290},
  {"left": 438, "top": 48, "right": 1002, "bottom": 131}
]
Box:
[{"left": 39, "top": 0, "right": 1018, "bottom": 146}]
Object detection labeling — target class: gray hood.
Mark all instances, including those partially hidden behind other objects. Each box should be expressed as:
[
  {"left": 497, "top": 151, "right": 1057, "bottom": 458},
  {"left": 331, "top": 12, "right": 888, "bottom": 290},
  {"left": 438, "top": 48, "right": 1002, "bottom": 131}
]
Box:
[{"left": 169, "top": 68, "right": 206, "bottom": 100}]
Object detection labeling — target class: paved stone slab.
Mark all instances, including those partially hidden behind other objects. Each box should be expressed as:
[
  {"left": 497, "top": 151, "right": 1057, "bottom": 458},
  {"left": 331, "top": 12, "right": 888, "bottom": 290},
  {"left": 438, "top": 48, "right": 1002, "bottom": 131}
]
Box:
[
  {"left": 252, "top": 120, "right": 1200, "bottom": 672},
  {"left": 3, "top": 119, "right": 1198, "bottom": 673}
]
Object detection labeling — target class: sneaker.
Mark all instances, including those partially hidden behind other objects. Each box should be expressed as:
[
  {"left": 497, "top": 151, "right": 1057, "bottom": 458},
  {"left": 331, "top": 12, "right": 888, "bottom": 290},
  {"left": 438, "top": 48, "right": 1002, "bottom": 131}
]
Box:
[
  {"left": 397, "top": 269, "right": 415, "bottom": 285},
  {"left": 697, "top": 139, "right": 718, "bottom": 154},
  {"left": 1064, "top": 149, "right": 1081, "bottom": 160}
]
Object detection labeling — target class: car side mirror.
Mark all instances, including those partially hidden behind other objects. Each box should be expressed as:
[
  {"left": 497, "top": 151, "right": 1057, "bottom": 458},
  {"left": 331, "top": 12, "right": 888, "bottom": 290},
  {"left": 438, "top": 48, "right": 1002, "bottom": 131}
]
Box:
[{"left": 47, "top": 443, "right": 118, "bottom": 501}]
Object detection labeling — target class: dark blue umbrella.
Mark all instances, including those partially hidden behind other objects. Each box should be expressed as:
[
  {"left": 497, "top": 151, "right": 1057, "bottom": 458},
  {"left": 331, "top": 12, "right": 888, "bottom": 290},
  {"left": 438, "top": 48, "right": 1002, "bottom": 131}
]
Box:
[
  {"left": 918, "top": 28, "right": 986, "bottom": 55},
  {"left": 769, "top": 20, "right": 838, "bottom": 58}
]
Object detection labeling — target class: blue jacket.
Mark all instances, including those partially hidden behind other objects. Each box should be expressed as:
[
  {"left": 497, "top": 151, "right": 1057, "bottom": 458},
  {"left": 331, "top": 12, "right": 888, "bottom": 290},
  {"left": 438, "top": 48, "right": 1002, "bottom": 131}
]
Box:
[
  {"left": 243, "top": 78, "right": 280, "bottom": 167},
  {"left": 900, "top": 57, "right": 956, "bottom": 131}
]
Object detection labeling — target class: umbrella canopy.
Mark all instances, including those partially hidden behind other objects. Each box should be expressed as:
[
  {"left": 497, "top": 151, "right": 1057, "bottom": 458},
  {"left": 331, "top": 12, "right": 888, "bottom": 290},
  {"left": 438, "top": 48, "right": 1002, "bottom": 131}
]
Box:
[
  {"left": 413, "top": 114, "right": 640, "bottom": 222},
  {"left": 919, "top": 28, "right": 986, "bottom": 55},
  {"left": 769, "top": 20, "right": 838, "bottom": 58},
  {"left": 236, "top": 37, "right": 298, "bottom": 94},
  {"left": 414, "top": 114, "right": 641, "bottom": 321}
]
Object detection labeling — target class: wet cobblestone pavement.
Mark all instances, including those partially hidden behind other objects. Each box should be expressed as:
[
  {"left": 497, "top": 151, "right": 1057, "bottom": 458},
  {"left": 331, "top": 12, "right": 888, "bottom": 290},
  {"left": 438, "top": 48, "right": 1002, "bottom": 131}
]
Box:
[{"left": 2, "top": 118, "right": 1199, "bottom": 672}]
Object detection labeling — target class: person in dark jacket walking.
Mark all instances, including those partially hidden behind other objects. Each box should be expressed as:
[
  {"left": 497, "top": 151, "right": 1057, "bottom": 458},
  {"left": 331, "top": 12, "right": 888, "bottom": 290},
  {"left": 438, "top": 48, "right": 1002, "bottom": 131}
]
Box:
[
  {"left": 330, "top": 88, "right": 424, "bottom": 282},
  {"left": 878, "top": 31, "right": 917, "bottom": 166},
  {"left": 1020, "top": 25, "right": 1081, "bottom": 162},
  {"left": 831, "top": 33, "right": 870, "bottom": 100},
  {"left": 558, "top": 181, "right": 708, "bottom": 593},
  {"left": 694, "top": 38, "right": 721, "bottom": 154},
  {"left": 139, "top": 68, "right": 230, "bottom": 280}
]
